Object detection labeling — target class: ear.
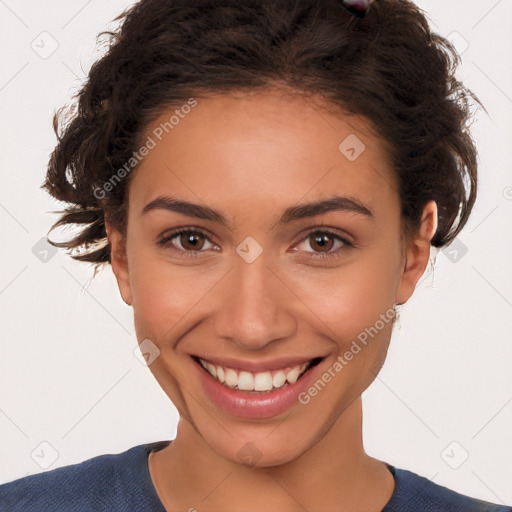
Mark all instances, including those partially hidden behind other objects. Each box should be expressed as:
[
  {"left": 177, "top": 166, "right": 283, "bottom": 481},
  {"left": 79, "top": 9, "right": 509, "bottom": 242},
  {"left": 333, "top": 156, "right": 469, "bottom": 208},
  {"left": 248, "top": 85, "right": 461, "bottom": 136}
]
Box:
[
  {"left": 105, "top": 222, "right": 133, "bottom": 306},
  {"left": 396, "top": 200, "right": 438, "bottom": 305}
]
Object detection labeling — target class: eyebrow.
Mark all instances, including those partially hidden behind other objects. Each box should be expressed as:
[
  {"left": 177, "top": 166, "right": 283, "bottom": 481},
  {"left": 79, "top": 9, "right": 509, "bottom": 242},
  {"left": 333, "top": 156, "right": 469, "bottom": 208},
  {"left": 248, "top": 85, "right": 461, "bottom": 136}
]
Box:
[{"left": 141, "top": 194, "right": 374, "bottom": 228}]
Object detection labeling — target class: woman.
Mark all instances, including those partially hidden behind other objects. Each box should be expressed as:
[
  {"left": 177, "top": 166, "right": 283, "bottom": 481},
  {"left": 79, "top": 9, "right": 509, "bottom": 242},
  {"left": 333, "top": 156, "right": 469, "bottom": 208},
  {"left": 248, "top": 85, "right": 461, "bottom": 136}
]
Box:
[{"left": 1, "top": 0, "right": 510, "bottom": 510}]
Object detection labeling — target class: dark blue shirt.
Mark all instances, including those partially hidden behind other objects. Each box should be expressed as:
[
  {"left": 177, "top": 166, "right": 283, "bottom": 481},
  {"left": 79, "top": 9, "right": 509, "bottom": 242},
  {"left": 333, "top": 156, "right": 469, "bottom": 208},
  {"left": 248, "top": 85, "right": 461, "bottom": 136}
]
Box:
[{"left": 1, "top": 440, "right": 511, "bottom": 511}]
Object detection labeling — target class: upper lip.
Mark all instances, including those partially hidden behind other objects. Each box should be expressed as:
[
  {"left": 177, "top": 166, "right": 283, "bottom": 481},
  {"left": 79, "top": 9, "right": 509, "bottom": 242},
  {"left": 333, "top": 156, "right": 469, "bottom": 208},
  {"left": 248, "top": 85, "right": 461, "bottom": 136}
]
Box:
[{"left": 191, "top": 354, "right": 325, "bottom": 373}]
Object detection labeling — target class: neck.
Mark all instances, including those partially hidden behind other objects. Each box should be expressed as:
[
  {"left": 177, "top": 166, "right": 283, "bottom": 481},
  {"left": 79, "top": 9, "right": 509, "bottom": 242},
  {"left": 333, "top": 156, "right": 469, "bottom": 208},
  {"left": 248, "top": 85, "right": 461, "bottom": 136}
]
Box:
[{"left": 149, "top": 398, "right": 394, "bottom": 511}]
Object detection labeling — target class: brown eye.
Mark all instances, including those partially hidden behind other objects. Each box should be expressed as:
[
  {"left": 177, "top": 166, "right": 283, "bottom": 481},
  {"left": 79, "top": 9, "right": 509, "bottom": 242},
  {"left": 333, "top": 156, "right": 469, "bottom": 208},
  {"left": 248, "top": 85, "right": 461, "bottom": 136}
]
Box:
[
  {"left": 158, "top": 228, "right": 217, "bottom": 257},
  {"left": 179, "top": 231, "right": 206, "bottom": 251},
  {"left": 309, "top": 232, "right": 335, "bottom": 253},
  {"left": 294, "top": 229, "right": 353, "bottom": 261}
]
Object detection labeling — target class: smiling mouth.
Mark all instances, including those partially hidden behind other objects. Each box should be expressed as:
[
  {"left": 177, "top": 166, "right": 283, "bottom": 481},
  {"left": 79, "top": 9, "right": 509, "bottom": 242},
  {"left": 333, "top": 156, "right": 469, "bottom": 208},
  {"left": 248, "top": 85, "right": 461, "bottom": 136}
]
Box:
[{"left": 191, "top": 355, "right": 324, "bottom": 393}]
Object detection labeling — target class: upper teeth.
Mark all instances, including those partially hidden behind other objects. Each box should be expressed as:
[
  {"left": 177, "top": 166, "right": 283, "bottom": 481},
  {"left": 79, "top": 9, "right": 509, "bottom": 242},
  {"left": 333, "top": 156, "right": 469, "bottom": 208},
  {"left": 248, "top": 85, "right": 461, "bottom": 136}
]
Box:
[{"left": 199, "top": 358, "right": 310, "bottom": 392}]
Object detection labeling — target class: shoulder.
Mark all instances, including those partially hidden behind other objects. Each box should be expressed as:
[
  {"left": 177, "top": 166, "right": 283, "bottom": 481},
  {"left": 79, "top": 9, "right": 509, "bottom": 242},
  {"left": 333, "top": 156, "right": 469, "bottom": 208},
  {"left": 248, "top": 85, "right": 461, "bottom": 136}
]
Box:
[
  {"left": 0, "top": 441, "right": 169, "bottom": 512},
  {"left": 384, "top": 465, "right": 512, "bottom": 512}
]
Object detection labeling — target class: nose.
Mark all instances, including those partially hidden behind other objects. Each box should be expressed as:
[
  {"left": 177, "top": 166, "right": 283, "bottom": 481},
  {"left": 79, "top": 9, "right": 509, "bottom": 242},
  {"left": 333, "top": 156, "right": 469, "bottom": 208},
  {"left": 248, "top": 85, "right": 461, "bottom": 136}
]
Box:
[{"left": 213, "top": 251, "right": 297, "bottom": 351}]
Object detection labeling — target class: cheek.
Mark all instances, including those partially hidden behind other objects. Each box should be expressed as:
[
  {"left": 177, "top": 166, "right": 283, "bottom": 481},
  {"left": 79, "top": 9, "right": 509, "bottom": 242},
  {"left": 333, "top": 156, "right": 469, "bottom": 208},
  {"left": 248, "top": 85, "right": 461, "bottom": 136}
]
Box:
[
  {"left": 283, "top": 247, "right": 399, "bottom": 391},
  {"left": 127, "top": 249, "right": 216, "bottom": 342},
  {"left": 289, "top": 251, "right": 398, "bottom": 338}
]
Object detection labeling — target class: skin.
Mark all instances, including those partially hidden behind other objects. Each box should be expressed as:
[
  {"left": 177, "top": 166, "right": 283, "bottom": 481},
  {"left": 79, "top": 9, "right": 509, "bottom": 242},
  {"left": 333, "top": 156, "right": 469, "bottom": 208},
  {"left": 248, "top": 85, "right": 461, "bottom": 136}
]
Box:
[{"left": 106, "top": 88, "right": 437, "bottom": 511}]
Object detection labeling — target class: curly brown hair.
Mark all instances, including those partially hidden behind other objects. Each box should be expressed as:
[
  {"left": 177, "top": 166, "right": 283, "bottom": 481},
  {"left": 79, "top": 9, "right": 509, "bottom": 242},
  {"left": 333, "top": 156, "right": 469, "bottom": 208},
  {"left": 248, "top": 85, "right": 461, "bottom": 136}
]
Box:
[{"left": 43, "top": 0, "right": 484, "bottom": 267}]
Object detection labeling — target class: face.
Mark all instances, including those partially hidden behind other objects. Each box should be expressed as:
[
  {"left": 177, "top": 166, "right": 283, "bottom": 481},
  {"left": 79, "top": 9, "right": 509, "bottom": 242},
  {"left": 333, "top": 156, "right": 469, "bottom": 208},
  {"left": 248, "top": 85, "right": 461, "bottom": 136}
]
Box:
[{"left": 108, "top": 88, "right": 436, "bottom": 467}]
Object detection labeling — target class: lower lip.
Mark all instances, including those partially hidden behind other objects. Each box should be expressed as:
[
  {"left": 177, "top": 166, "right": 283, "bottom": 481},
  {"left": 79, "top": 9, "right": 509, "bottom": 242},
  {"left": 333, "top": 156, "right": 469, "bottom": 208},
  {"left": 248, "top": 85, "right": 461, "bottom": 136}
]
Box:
[{"left": 193, "top": 357, "right": 324, "bottom": 419}]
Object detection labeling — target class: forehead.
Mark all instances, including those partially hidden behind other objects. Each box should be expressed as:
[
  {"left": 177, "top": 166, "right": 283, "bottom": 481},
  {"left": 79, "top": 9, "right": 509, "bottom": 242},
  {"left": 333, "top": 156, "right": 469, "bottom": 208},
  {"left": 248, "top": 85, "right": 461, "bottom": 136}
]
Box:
[{"left": 128, "top": 90, "right": 399, "bottom": 224}]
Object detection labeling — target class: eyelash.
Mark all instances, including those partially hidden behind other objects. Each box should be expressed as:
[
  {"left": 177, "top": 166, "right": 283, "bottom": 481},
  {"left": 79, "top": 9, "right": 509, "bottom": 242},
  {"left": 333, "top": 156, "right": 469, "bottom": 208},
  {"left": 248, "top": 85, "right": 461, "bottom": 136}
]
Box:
[{"left": 157, "top": 227, "right": 354, "bottom": 262}]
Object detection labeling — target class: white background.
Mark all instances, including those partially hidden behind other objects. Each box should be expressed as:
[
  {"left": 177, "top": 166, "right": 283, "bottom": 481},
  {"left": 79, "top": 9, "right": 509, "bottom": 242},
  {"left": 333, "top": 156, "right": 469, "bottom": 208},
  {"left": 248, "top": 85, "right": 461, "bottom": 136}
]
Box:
[{"left": 0, "top": 0, "right": 511, "bottom": 504}]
